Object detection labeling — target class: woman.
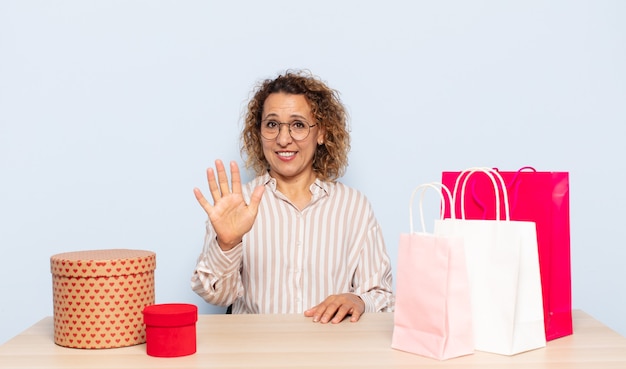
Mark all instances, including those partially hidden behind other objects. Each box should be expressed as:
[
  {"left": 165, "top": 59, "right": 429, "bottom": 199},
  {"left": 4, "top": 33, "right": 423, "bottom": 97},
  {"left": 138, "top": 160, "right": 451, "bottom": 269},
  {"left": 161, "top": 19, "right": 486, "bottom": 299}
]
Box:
[{"left": 191, "top": 70, "right": 394, "bottom": 324}]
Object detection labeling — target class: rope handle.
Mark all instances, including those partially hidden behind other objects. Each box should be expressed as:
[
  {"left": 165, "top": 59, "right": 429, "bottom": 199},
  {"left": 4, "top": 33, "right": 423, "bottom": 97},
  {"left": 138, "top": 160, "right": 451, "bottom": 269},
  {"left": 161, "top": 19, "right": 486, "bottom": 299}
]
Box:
[
  {"left": 409, "top": 182, "right": 454, "bottom": 233},
  {"left": 468, "top": 166, "right": 536, "bottom": 218},
  {"left": 451, "top": 167, "right": 510, "bottom": 221}
]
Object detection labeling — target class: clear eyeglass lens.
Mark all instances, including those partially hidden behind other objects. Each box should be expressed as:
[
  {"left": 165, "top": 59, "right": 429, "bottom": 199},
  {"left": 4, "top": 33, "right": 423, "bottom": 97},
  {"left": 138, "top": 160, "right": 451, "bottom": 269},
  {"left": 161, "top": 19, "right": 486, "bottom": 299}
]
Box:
[
  {"left": 261, "top": 121, "right": 311, "bottom": 140},
  {"left": 290, "top": 123, "right": 308, "bottom": 140}
]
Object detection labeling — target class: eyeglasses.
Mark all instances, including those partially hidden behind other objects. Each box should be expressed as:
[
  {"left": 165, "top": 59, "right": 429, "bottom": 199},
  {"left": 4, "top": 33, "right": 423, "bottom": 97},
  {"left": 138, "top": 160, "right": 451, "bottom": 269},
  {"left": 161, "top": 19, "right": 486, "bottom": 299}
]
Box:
[{"left": 259, "top": 119, "right": 318, "bottom": 141}]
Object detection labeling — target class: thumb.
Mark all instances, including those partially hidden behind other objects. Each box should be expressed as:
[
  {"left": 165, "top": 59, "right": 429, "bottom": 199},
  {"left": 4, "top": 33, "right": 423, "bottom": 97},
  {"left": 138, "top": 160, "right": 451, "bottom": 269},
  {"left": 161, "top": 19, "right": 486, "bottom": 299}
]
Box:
[{"left": 247, "top": 185, "right": 266, "bottom": 212}]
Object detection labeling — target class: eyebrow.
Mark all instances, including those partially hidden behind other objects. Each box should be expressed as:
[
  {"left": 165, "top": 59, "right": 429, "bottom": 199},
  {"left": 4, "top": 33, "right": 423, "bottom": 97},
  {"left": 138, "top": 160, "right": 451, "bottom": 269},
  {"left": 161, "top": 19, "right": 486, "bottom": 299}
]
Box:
[{"left": 261, "top": 113, "right": 310, "bottom": 121}]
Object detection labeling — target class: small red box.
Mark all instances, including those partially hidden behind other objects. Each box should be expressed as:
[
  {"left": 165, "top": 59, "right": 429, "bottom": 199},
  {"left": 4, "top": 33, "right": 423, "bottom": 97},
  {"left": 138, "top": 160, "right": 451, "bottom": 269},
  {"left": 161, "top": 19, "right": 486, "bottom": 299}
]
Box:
[{"left": 142, "top": 303, "right": 198, "bottom": 357}]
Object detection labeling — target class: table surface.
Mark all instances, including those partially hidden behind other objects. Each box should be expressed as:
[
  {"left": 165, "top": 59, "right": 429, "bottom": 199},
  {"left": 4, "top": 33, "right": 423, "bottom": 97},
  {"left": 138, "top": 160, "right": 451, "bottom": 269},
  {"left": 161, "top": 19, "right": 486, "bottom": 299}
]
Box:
[{"left": 1, "top": 310, "right": 625, "bottom": 368}]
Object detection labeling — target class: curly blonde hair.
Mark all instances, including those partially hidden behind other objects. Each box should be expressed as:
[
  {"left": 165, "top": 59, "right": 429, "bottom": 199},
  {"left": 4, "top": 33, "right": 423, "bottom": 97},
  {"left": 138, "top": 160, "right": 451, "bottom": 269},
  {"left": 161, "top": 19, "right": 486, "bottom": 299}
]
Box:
[{"left": 240, "top": 70, "right": 350, "bottom": 182}]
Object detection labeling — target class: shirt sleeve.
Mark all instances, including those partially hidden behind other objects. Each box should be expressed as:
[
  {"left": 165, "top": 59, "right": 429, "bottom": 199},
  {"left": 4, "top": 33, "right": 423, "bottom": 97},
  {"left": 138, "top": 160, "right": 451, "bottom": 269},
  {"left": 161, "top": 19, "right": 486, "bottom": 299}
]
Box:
[
  {"left": 190, "top": 220, "right": 244, "bottom": 307},
  {"left": 355, "top": 214, "right": 395, "bottom": 313}
]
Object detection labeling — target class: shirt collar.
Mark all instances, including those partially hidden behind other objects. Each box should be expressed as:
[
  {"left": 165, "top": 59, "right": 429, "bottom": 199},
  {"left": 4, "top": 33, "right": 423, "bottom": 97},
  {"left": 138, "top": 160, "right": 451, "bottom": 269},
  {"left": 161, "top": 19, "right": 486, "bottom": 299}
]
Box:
[{"left": 256, "top": 172, "right": 331, "bottom": 198}]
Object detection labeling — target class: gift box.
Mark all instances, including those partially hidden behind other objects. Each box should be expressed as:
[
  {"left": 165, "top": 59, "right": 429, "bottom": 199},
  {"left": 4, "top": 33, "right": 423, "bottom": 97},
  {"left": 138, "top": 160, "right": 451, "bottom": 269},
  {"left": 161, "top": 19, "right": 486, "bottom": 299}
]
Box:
[
  {"left": 143, "top": 303, "right": 198, "bottom": 357},
  {"left": 50, "top": 249, "right": 156, "bottom": 349}
]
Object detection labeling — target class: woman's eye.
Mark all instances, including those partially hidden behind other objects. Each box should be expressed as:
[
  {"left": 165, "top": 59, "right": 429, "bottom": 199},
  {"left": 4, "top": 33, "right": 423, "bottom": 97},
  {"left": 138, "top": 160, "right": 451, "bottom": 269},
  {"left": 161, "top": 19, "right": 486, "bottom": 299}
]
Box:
[
  {"left": 292, "top": 121, "right": 306, "bottom": 129},
  {"left": 265, "top": 121, "right": 278, "bottom": 128}
]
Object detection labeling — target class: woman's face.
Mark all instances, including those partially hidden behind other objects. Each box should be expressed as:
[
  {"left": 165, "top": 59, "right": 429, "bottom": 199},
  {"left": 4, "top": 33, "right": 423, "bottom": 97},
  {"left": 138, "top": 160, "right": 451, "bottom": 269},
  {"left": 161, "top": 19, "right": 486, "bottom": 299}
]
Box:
[{"left": 260, "top": 92, "right": 324, "bottom": 184}]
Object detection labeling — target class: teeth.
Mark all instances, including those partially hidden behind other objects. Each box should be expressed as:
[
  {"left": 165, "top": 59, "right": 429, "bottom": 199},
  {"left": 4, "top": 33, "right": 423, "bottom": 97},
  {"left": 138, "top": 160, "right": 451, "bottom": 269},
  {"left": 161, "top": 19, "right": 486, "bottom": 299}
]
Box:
[{"left": 278, "top": 152, "right": 295, "bottom": 157}]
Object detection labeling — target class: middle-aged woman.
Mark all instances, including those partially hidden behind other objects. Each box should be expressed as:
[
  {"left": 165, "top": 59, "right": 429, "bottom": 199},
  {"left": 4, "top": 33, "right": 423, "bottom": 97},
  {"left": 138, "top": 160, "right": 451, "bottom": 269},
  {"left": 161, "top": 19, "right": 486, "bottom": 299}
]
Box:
[{"left": 191, "top": 70, "right": 394, "bottom": 324}]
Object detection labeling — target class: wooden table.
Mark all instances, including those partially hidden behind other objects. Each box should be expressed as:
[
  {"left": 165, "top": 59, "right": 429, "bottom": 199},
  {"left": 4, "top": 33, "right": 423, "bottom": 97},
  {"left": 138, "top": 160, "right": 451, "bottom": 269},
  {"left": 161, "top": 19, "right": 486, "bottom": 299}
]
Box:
[{"left": 1, "top": 310, "right": 625, "bottom": 368}]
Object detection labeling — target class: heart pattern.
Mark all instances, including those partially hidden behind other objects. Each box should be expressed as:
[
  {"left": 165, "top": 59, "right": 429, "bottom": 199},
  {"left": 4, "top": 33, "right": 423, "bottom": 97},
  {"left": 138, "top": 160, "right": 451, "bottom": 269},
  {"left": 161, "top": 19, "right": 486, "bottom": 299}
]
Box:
[{"left": 50, "top": 249, "right": 156, "bottom": 349}]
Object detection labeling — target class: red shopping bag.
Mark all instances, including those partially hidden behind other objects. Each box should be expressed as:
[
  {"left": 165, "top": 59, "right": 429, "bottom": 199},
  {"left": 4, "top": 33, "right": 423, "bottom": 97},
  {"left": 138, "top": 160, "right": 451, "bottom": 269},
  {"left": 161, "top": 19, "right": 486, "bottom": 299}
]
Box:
[{"left": 442, "top": 167, "right": 572, "bottom": 341}]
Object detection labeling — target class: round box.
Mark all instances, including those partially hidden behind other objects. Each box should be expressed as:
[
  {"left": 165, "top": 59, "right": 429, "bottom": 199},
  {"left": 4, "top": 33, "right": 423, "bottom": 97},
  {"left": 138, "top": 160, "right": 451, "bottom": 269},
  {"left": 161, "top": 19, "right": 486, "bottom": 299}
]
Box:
[
  {"left": 50, "top": 249, "right": 156, "bottom": 349},
  {"left": 142, "top": 303, "right": 198, "bottom": 357}
]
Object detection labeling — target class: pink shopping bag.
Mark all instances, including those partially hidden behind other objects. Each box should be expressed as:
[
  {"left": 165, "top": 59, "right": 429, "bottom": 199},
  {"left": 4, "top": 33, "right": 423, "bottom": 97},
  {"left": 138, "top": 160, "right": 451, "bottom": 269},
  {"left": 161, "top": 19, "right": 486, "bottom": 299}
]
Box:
[
  {"left": 392, "top": 183, "right": 473, "bottom": 360},
  {"left": 442, "top": 167, "right": 572, "bottom": 341}
]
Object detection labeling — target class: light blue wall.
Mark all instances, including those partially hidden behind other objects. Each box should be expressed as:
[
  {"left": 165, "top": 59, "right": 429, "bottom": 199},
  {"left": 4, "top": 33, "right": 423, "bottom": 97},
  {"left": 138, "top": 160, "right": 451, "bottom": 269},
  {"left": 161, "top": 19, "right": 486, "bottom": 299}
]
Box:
[{"left": 1, "top": 1, "right": 625, "bottom": 344}]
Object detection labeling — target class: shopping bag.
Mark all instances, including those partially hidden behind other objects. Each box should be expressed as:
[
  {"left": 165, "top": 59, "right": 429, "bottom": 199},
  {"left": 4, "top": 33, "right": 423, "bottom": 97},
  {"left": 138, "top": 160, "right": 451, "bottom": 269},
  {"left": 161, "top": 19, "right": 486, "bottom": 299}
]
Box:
[
  {"left": 442, "top": 167, "right": 572, "bottom": 341},
  {"left": 392, "top": 183, "right": 473, "bottom": 360},
  {"left": 434, "top": 168, "right": 546, "bottom": 355}
]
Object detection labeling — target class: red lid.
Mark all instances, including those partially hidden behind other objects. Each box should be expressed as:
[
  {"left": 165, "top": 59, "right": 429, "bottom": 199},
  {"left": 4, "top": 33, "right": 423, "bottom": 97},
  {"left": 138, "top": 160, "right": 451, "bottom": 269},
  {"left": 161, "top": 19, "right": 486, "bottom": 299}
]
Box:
[{"left": 143, "top": 303, "right": 198, "bottom": 327}]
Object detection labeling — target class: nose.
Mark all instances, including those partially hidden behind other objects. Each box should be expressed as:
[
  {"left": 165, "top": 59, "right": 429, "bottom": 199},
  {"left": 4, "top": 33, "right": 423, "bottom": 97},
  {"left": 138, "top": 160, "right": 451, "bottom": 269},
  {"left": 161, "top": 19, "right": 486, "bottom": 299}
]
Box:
[{"left": 276, "top": 123, "right": 293, "bottom": 145}]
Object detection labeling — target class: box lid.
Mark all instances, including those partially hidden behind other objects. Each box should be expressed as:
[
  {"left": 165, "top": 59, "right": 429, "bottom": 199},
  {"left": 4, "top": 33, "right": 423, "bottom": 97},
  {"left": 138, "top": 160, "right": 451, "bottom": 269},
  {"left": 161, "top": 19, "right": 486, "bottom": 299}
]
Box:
[
  {"left": 143, "top": 303, "right": 198, "bottom": 327},
  {"left": 50, "top": 249, "right": 156, "bottom": 278}
]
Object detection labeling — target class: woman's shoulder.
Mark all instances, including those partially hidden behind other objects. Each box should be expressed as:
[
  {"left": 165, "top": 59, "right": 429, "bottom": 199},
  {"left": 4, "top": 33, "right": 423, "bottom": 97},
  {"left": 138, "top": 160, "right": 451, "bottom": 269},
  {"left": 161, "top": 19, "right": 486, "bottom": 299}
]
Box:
[
  {"left": 241, "top": 173, "right": 271, "bottom": 195},
  {"left": 326, "top": 181, "right": 379, "bottom": 224},
  {"left": 248, "top": 173, "right": 271, "bottom": 186},
  {"left": 324, "top": 180, "right": 371, "bottom": 203}
]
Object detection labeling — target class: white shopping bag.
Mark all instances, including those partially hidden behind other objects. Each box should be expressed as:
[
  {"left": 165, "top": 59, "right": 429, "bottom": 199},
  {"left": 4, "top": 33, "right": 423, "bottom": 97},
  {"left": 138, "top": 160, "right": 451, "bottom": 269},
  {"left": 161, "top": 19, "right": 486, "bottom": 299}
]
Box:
[{"left": 433, "top": 167, "right": 546, "bottom": 355}]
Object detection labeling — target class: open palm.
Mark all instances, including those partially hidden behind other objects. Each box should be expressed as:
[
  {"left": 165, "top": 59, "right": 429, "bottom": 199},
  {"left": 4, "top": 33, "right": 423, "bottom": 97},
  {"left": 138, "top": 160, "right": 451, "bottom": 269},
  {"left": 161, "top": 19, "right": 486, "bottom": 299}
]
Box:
[{"left": 193, "top": 160, "right": 265, "bottom": 250}]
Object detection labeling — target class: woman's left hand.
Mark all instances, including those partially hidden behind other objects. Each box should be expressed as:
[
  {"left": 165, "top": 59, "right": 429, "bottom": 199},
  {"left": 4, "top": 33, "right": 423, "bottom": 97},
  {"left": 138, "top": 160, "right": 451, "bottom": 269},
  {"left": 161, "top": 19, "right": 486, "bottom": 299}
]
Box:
[{"left": 304, "top": 293, "right": 365, "bottom": 324}]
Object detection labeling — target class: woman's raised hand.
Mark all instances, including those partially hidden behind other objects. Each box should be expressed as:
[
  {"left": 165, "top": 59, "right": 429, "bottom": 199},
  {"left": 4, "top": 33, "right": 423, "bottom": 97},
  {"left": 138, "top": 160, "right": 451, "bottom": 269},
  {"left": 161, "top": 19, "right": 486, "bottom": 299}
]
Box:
[{"left": 193, "top": 160, "right": 265, "bottom": 250}]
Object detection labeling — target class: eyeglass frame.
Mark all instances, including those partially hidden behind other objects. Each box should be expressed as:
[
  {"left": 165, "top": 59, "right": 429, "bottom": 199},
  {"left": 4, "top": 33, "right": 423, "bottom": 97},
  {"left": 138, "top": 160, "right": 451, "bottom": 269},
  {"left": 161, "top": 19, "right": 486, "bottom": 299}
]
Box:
[{"left": 258, "top": 119, "right": 318, "bottom": 141}]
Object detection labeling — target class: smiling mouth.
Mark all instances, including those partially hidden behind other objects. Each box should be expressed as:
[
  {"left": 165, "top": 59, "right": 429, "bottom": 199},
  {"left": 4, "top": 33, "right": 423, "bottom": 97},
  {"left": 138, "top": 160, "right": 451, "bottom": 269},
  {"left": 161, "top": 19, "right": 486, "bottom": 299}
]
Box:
[{"left": 277, "top": 152, "right": 296, "bottom": 158}]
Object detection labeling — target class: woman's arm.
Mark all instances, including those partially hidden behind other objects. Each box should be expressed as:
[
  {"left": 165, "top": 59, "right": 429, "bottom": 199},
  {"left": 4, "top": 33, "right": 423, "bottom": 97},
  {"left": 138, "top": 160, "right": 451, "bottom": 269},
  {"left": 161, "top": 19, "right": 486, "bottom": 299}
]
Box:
[{"left": 191, "top": 224, "right": 244, "bottom": 306}]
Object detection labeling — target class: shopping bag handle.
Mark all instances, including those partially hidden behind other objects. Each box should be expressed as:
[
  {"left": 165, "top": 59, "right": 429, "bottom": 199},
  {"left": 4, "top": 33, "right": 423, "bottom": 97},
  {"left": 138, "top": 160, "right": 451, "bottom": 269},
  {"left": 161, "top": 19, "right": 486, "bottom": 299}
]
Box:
[
  {"left": 469, "top": 166, "right": 536, "bottom": 218},
  {"left": 409, "top": 182, "right": 454, "bottom": 233},
  {"left": 452, "top": 167, "right": 510, "bottom": 221}
]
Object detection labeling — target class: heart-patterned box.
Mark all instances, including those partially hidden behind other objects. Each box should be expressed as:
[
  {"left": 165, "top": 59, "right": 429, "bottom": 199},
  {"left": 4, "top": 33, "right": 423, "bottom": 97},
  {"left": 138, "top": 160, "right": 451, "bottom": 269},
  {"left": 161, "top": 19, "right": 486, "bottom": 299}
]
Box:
[{"left": 50, "top": 249, "right": 156, "bottom": 349}]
